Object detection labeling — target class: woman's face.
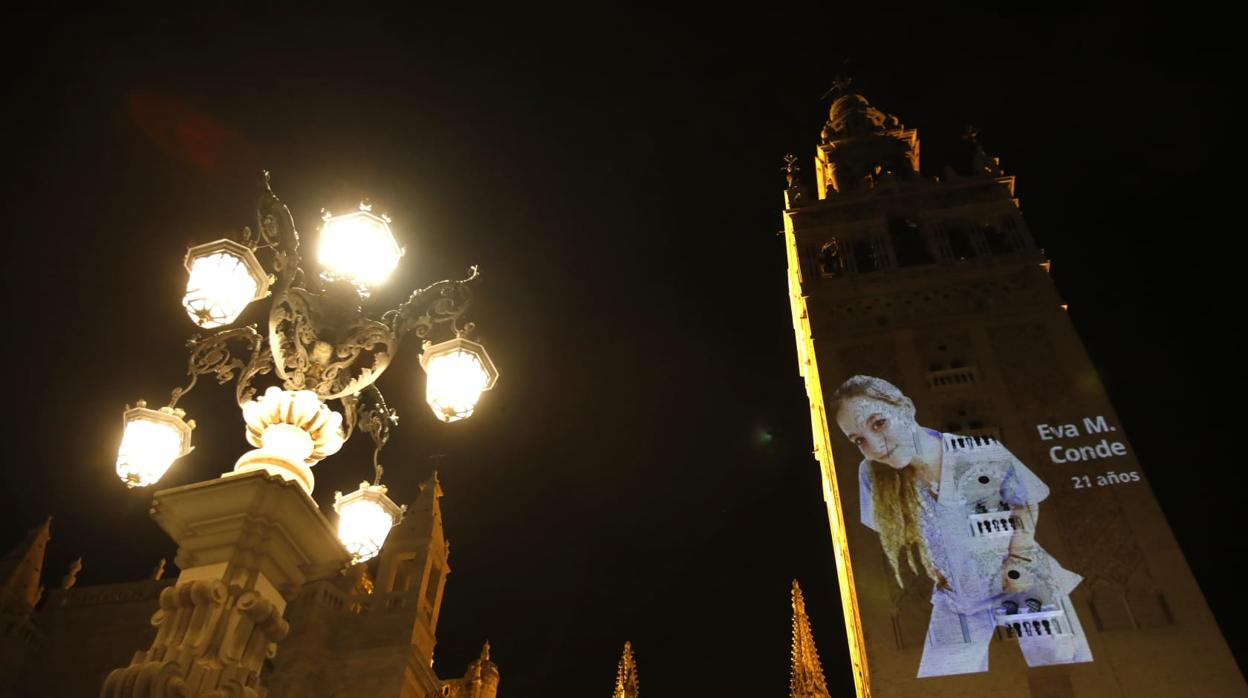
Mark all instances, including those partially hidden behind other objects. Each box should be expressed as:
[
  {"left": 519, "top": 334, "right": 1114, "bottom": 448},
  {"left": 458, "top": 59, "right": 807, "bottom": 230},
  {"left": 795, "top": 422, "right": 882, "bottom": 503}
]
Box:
[{"left": 835, "top": 395, "right": 919, "bottom": 470}]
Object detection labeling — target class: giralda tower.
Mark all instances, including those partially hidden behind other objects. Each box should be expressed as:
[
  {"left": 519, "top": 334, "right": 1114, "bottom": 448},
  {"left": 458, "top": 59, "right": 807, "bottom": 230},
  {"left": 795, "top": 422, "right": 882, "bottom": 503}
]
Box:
[{"left": 780, "top": 88, "right": 1245, "bottom": 697}]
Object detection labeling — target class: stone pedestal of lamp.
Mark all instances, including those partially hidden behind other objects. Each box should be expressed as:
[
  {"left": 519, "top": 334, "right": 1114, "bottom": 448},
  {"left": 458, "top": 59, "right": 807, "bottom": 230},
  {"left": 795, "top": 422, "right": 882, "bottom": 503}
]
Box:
[{"left": 101, "top": 456, "right": 350, "bottom": 696}]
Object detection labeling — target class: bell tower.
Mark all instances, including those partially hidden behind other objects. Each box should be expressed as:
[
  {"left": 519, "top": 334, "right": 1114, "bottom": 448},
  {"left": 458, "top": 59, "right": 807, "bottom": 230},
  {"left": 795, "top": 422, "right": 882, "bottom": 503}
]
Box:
[
  {"left": 263, "top": 471, "right": 462, "bottom": 698},
  {"left": 376, "top": 471, "right": 451, "bottom": 661},
  {"left": 782, "top": 86, "right": 1246, "bottom": 697}
]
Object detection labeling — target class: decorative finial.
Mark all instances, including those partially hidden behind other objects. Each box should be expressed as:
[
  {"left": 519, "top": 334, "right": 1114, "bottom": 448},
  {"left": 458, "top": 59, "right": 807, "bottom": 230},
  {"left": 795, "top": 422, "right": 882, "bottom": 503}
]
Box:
[
  {"left": 790, "top": 580, "right": 831, "bottom": 698},
  {"left": 421, "top": 470, "right": 442, "bottom": 494},
  {"left": 962, "top": 124, "right": 982, "bottom": 145},
  {"left": 819, "top": 63, "right": 854, "bottom": 102},
  {"left": 782, "top": 154, "right": 801, "bottom": 188},
  {"left": 152, "top": 558, "right": 166, "bottom": 581},
  {"left": 481, "top": 640, "right": 491, "bottom": 662},
  {"left": 61, "top": 557, "right": 83, "bottom": 590}
]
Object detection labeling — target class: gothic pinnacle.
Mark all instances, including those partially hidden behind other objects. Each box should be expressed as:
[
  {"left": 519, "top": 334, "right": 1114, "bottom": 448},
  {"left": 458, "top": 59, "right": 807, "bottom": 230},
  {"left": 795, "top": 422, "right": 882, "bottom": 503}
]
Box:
[
  {"left": 613, "top": 641, "right": 639, "bottom": 698},
  {"left": 790, "top": 580, "right": 831, "bottom": 698}
]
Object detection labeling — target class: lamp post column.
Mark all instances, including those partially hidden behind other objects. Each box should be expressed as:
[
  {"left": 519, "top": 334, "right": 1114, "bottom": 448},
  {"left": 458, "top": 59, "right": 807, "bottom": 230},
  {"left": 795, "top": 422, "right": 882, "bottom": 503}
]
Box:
[{"left": 101, "top": 471, "right": 350, "bottom": 698}]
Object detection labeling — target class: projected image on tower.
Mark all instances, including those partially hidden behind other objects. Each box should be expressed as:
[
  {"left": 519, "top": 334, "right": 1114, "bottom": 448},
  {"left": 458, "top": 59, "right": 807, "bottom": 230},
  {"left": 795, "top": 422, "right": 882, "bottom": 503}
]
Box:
[{"left": 831, "top": 375, "right": 1093, "bottom": 678}]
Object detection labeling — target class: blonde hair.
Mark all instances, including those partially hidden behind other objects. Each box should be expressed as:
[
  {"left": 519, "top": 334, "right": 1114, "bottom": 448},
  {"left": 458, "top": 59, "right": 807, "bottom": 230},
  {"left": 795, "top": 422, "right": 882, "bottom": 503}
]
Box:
[{"left": 830, "top": 375, "right": 947, "bottom": 590}]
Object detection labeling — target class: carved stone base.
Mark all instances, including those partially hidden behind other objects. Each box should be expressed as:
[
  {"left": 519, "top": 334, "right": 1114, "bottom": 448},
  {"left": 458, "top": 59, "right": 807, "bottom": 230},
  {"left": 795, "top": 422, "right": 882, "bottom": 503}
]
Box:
[{"left": 101, "top": 471, "right": 350, "bottom": 697}]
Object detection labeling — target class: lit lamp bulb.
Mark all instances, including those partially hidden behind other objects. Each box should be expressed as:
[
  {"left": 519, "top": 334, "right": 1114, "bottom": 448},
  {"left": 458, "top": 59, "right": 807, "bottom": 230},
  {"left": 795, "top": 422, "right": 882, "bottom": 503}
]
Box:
[
  {"left": 334, "top": 482, "right": 405, "bottom": 563},
  {"left": 318, "top": 203, "right": 403, "bottom": 288},
  {"left": 420, "top": 337, "right": 499, "bottom": 423},
  {"left": 182, "top": 239, "right": 270, "bottom": 328},
  {"left": 116, "top": 400, "right": 195, "bottom": 488}
]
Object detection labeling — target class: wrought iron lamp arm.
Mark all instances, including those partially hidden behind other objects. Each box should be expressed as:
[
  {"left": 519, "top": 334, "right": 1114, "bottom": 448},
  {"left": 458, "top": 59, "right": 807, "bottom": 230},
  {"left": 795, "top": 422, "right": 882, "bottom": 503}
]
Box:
[
  {"left": 385, "top": 265, "right": 480, "bottom": 342},
  {"left": 354, "top": 384, "right": 399, "bottom": 485},
  {"left": 168, "top": 325, "right": 266, "bottom": 409},
  {"left": 254, "top": 170, "right": 303, "bottom": 293}
]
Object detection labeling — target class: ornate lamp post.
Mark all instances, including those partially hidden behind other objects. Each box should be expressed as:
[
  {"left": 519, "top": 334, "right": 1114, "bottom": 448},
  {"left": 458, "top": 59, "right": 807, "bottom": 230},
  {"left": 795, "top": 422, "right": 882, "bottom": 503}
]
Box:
[{"left": 101, "top": 172, "right": 498, "bottom": 698}]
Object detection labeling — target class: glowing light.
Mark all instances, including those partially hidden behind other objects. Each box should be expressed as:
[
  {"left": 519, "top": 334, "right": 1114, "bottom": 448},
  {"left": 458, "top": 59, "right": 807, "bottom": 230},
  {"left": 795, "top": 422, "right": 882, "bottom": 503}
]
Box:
[
  {"left": 182, "top": 239, "right": 270, "bottom": 328},
  {"left": 334, "top": 482, "right": 405, "bottom": 563},
  {"left": 116, "top": 401, "right": 195, "bottom": 488},
  {"left": 318, "top": 204, "right": 403, "bottom": 288},
  {"left": 420, "top": 337, "right": 498, "bottom": 423}
]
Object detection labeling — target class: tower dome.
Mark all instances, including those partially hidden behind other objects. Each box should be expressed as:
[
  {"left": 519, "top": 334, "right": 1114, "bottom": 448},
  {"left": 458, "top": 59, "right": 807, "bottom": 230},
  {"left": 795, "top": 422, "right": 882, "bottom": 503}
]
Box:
[{"left": 822, "top": 93, "right": 903, "bottom": 142}]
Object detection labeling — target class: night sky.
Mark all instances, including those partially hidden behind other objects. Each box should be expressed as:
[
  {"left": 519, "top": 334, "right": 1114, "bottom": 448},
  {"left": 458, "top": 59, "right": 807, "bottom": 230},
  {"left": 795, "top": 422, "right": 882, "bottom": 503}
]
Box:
[{"left": 3, "top": 7, "right": 1241, "bottom": 695}]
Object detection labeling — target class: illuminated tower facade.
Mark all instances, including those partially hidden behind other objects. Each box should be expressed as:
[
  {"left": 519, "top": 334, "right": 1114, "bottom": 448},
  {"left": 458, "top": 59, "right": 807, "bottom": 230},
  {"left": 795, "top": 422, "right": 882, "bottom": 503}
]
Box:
[{"left": 781, "top": 89, "right": 1245, "bottom": 697}]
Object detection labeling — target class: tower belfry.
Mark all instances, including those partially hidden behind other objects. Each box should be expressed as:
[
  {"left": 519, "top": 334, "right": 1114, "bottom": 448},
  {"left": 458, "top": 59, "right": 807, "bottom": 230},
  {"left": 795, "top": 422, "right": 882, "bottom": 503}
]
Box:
[
  {"left": 790, "top": 580, "right": 832, "bottom": 698},
  {"left": 781, "top": 88, "right": 1246, "bottom": 697}
]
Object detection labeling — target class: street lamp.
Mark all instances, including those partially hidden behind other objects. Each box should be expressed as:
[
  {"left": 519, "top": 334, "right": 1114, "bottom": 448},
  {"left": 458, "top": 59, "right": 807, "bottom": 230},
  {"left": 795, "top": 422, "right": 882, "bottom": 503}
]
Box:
[
  {"left": 115, "top": 400, "right": 195, "bottom": 488},
  {"left": 318, "top": 202, "right": 403, "bottom": 290},
  {"left": 114, "top": 171, "right": 496, "bottom": 498},
  {"left": 182, "top": 238, "right": 271, "bottom": 328},
  {"left": 104, "top": 171, "right": 500, "bottom": 697},
  {"left": 334, "top": 481, "right": 406, "bottom": 563},
  {"left": 421, "top": 336, "right": 499, "bottom": 422}
]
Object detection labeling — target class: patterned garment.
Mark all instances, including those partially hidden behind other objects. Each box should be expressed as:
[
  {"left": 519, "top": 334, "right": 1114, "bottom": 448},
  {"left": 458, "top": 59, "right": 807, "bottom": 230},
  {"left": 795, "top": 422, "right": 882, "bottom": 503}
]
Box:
[
  {"left": 858, "top": 433, "right": 1083, "bottom": 615},
  {"left": 859, "top": 433, "right": 1093, "bottom": 676}
]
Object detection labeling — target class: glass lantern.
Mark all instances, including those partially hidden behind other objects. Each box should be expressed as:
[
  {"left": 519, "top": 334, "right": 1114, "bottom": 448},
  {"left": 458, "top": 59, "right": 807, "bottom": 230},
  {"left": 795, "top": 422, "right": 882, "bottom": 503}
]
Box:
[
  {"left": 419, "top": 337, "right": 498, "bottom": 423},
  {"left": 116, "top": 400, "right": 195, "bottom": 488},
  {"left": 182, "top": 239, "right": 270, "bottom": 328},
  {"left": 318, "top": 203, "right": 403, "bottom": 288},
  {"left": 334, "top": 482, "right": 405, "bottom": 563}
]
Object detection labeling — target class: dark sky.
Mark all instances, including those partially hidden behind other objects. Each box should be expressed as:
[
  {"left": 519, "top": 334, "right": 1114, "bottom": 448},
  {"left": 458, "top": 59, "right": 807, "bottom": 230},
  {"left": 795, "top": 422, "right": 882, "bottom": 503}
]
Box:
[{"left": 3, "top": 6, "right": 1241, "bottom": 696}]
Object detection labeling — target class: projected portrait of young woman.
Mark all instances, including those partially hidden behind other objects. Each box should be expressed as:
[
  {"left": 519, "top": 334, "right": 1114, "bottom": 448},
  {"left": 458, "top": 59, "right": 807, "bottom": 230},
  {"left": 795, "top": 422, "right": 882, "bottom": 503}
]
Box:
[{"left": 831, "top": 374, "right": 1093, "bottom": 678}]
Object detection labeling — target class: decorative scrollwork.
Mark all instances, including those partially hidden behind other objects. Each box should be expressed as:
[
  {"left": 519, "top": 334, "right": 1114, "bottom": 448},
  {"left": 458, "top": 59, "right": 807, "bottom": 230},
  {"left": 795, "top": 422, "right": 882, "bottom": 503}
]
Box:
[
  {"left": 235, "top": 342, "right": 273, "bottom": 407},
  {"left": 170, "top": 326, "right": 263, "bottom": 408},
  {"left": 355, "top": 385, "right": 399, "bottom": 484},
  {"left": 255, "top": 170, "right": 302, "bottom": 292},
  {"left": 268, "top": 288, "right": 316, "bottom": 391},
  {"left": 385, "top": 265, "right": 479, "bottom": 340},
  {"left": 267, "top": 285, "right": 398, "bottom": 401}
]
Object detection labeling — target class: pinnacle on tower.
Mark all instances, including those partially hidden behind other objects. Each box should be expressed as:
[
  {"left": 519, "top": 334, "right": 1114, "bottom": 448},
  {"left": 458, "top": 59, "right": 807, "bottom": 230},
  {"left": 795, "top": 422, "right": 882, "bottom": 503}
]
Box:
[
  {"left": 612, "top": 641, "right": 640, "bottom": 698},
  {"left": 790, "top": 580, "right": 831, "bottom": 698},
  {"left": 0, "top": 516, "right": 52, "bottom": 618}
]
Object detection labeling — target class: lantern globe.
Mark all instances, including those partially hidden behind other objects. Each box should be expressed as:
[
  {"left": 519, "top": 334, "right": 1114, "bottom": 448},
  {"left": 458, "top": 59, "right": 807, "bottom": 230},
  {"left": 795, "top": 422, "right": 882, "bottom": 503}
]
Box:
[
  {"left": 182, "top": 239, "right": 270, "bottom": 328},
  {"left": 419, "top": 337, "right": 498, "bottom": 423},
  {"left": 115, "top": 401, "right": 195, "bottom": 488},
  {"left": 317, "top": 204, "right": 403, "bottom": 288},
  {"left": 334, "top": 482, "right": 405, "bottom": 563}
]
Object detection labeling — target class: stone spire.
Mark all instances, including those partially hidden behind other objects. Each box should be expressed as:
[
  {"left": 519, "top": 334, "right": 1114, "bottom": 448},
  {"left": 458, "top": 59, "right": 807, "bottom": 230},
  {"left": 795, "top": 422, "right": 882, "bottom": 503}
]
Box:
[
  {"left": 0, "top": 516, "right": 51, "bottom": 617},
  {"left": 395, "top": 470, "right": 445, "bottom": 543},
  {"left": 790, "top": 580, "right": 831, "bottom": 698},
  {"left": 455, "top": 640, "right": 500, "bottom": 698},
  {"left": 467, "top": 640, "right": 497, "bottom": 678},
  {"left": 613, "top": 641, "right": 639, "bottom": 698}
]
